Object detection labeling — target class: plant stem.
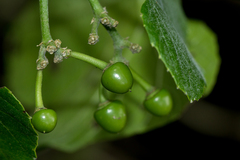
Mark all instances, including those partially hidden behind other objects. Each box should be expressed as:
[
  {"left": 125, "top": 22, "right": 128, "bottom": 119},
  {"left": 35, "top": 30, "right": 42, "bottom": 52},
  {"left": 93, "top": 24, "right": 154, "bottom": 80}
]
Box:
[
  {"left": 70, "top": 51, "right": 154, "bottom": 92},
  {"left": 99, "top": 83, "right": 107, "bottom": 103},
  {"left": 39, "top": 0, "right": 52, "bottom": 43},
  {"left": 37, "top": 45, "right": 48, "bottom": 70},
  {"left": 106, "top": 28, "right": 122, "bottom": 45},
  {"left": 130, "top": 68, "right": 154, "bottom": 93},
  {"left": 35, "top": 70, "right": 44, "bottom": 109},
  {"left": 70, "top": 51, "right": 108, "bottom": 70},
  {"left": 88, "top": 0, "right": 104, "bottom": 16},
  {"left": 105, "top": 28, "right": 127, "bottom": 62}
]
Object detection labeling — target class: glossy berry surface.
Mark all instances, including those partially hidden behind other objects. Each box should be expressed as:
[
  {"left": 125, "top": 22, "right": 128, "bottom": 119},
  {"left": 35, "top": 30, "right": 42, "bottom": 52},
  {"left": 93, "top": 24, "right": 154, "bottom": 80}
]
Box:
[
  {"left": 144, "top": 89, "right": 173, "bottom": 116},
  {"left": 94, "top": 100, "right": 127, "bottom": 133},
  {"left": 31, "top": 109, "right": 57, "bottom": 133},
  {"left": 101, "top": 62, "right": 133, "bottom": 94}
]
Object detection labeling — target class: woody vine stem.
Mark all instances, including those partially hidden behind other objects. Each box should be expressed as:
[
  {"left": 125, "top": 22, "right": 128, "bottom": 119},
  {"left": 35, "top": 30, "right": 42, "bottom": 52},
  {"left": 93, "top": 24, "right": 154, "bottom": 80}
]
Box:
[{"left": 35, "top": 0, "right": 155, "bottom": 110}]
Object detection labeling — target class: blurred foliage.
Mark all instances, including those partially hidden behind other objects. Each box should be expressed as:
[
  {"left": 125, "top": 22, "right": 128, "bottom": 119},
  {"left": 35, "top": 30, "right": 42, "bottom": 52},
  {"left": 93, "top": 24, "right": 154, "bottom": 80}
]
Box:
[
  {"left": 187, "top": 20, "right": 220, "bottom": 96},
  {"left": 2, "top": 0, "right": 219, "bottom": 153}
]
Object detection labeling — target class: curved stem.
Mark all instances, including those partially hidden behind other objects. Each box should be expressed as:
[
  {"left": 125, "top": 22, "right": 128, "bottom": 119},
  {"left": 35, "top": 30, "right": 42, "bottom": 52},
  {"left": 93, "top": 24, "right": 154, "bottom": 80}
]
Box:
[
  {"left": 35, "top": 70, "right": 44, "bottom": 109},
  {"left": 70, "top": 51, "right": 108, "bottom": 70},
  {"left": 130, "top": 68, "right": 154, "bottom": 93},
  {"left": 39, "top": 0, "right": 52, "bottom": 43},
  {"left": 99, "top": 83, "right": 107, "bottom": 103},
  {"left": 70, "top": 51, "right": 154, "bottom": 93}
]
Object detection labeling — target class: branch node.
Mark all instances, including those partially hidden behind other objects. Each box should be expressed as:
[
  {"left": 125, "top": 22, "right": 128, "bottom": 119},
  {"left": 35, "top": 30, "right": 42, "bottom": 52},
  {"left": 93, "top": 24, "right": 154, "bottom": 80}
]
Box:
[
  {"left": 54, "top": 39, "right": 62, "bottom": 48},
  {"left": 46, "top": 45, "right": 57, "bottom": 54},
  {"left": 129, "top": 43, "right": 142, "bottom": 54},
  {"left": 88, "top": 33, "right": 99, "bottom": 45}
]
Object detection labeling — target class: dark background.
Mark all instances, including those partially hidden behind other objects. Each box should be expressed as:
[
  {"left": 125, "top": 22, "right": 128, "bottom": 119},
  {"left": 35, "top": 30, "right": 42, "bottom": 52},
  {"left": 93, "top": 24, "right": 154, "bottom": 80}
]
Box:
[{"left": 1, "top": 0, "right": 240, "bottom": 159}]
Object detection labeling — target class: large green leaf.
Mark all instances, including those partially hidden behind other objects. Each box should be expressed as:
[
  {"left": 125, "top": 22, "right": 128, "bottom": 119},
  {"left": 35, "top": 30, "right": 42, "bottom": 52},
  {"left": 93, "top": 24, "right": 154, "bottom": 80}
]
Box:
[
  {"left": 0, "top": 87, "right": 38, "bottom": 160},
  {"left": 141, "top": 0, "right": 206, "bottom": 102},
  {"left": 3, "top": 0, "right": 219, "bottom": 154}
]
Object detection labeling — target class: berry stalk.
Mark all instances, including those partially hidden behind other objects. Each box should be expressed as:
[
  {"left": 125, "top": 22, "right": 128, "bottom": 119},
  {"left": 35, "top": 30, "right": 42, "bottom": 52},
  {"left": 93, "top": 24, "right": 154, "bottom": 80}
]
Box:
[
  {"left": 35, "top": 70, "right": 44, "bottom": 110},
  {"left": 70, "top": 51, "right": 108, "bottom": 70},
  {"left": 70, "top": 51, "right": 154, "bottom": 93},
  {"left": 99, "top": 83, "right": 108, "bottom": 103},
  {"left": 130, "top": 67, "right": 154, "bottom": 93}
]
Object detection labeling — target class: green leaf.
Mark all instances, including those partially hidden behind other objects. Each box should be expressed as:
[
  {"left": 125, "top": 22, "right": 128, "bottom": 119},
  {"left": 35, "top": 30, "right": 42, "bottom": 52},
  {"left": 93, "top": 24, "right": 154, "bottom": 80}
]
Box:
[
  {"left": 0, "top": 87, "right": 38, "bottom": 160},
  {"left": 141, "top": 0, "right": 207, "bottom": 102},
  {"left": 186, "top": 20, "right": 221, "bottom": 96}
]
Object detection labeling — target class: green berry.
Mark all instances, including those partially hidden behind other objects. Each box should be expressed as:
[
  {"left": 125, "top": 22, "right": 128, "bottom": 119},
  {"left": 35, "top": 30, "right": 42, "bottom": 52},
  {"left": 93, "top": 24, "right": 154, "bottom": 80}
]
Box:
[
  {"left": 94, "top": 100, "right": 127, "bottom": 133},
  {"left": 144, "top": 89, "right": 173, "bottom": 116},
  {"left": 101, "top": 62, "right": 133, "bottom": 94},
  {"left": 31, "top": 108, "right": 57, "bottom": 133}
]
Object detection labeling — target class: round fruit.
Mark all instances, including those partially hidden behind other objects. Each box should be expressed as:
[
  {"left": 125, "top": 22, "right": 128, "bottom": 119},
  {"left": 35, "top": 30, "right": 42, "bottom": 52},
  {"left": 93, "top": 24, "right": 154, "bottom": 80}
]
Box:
[
  {"left": 144, "top": 89, "right": 173, "bottom": 116},
  {"left": 31, "top": 108, "right": 57, "bottom": 133},
  {"left": 101, "top": 62, "right": 133, "bottom": 94},
  {"left": 94, "top": 100, "right": 127, "bottom": 133}
]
